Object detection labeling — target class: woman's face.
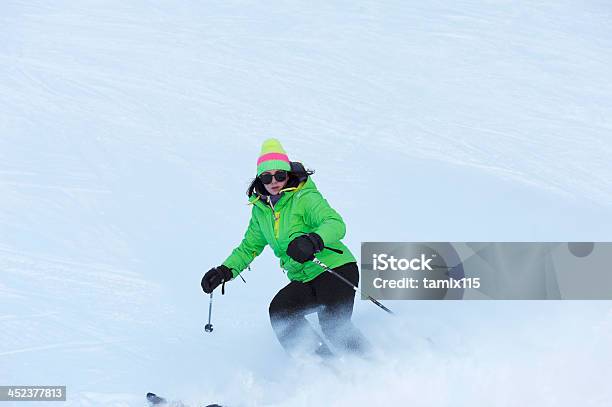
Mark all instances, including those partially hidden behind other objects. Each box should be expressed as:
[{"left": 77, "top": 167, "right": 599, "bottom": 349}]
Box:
[{"left": 260, "top": 169, "right": 289, "bottom": 196}]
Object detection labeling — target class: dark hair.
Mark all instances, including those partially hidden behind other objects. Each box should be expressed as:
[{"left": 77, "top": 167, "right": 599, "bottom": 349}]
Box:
[{"left": 246, "top": 163, "right": 314, "bottom": 197}]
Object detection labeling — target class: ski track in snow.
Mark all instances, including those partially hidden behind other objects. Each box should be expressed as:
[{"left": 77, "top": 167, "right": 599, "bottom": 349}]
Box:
[
  {"left": 0, "top": 245, "right": 167, "bottom": 391},
  {"left": 1, "top": 0, "right": 612, "bottom": 406}
]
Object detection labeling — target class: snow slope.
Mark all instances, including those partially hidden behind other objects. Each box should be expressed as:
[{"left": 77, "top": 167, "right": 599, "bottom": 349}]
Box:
[{"left": 1, "top": 1, "right": 611, "bottom": 406}]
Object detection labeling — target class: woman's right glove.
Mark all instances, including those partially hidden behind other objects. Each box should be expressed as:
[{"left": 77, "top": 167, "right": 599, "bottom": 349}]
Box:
[{"left": 201, "top": 265, "right": 233, "bottom": 294}]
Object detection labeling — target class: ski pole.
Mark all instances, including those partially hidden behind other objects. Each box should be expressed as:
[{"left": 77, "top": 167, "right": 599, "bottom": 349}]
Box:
[
  {"left": 204, "top": 292, "right": 214, "bottom": 333},
  {"left": 312, "top": 258, "right": 394, "bottom": 315}
]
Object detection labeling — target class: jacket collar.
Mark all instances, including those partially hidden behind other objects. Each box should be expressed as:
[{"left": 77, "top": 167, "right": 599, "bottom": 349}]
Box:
[
  {"left": 248, "top": 180, "right": 307, "bottom": 208},
  {"left": 248, "top": 161, "right": 311, "bottom": 207}
]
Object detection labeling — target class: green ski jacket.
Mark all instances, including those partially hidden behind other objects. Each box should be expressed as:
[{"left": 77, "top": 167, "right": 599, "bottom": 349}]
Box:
[{"left": 222, "top": 174, "right": 356, "bottom": 282}]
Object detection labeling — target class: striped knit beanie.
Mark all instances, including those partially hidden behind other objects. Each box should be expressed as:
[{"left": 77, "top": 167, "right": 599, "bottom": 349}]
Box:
[{"left": 257, "top": 138, "right": 291, "bottom": 176}]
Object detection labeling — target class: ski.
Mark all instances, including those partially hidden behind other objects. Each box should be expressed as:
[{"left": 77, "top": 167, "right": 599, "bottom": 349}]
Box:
[
  {"left": 146, "top": 392, "right": 223, "bottom": 407},
  {"left": 146, "top": 392, "right": 167, "bottom": 405}
]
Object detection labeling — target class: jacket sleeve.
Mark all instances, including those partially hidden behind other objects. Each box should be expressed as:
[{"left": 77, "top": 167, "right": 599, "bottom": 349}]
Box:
[
  {"left": 301, "top": 190, "right": 346, "bottom": 245},
  {"left": 222, "top": 210, "right": 268, "bottom": 277}
]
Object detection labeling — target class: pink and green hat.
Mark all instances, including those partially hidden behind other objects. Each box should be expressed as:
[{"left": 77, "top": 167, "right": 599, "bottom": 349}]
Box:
[{"left": 257, "top": 138, "right": 291, "bottom": 176}]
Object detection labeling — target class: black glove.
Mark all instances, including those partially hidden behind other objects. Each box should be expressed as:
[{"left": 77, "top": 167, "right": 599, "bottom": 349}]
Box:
[
  {"left": 286, "top": 233, "right": 324, "bottom": 263},
  {"left": 201, "top": 265, "right": 233, "bottom": 294}
]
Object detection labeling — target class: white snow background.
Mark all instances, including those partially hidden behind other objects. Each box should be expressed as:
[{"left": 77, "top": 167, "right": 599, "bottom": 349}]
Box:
[{"left": 1, "top": 0, "right": 612, "bottom": 406}]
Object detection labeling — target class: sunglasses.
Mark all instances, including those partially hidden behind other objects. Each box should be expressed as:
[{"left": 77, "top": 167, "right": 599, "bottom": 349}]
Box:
[{"left": 259, "top": 171, "right": 288, "bottom": 185}]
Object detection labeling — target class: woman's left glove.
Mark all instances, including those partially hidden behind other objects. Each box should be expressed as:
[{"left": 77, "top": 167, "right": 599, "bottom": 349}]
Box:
[
  {"left": 201, "top": 265, "right": 233, "bottom": 293},
  {"left": 286, "top": 233, "right": 324, "bottom": 263}
]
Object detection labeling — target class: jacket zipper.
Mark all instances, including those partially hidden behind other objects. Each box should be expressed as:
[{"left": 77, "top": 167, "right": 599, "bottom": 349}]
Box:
[
  {"left": 267, "top": 196, "right": 309, "bottom": 279},
  {"left": 267, "top": 196, "right": 281, "bottom": 239}
]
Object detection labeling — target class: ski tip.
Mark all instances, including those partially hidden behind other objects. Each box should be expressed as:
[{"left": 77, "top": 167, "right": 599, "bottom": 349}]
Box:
[
  {"left": 147, "top": 392, "right": 223, "bottom": 407},
  {"left": 146, "top": 392, "right": 166, "bottom": 405}
]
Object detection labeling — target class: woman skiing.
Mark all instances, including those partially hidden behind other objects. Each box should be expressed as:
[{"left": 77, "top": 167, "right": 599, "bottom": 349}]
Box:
[{"left": 201, "top": 138, "right": 368, "bottom": 358}]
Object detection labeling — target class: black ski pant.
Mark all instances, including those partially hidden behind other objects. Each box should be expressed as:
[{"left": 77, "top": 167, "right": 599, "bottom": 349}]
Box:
[{"left": 268, "top": 262, "right": 369, "bottom": 357}]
